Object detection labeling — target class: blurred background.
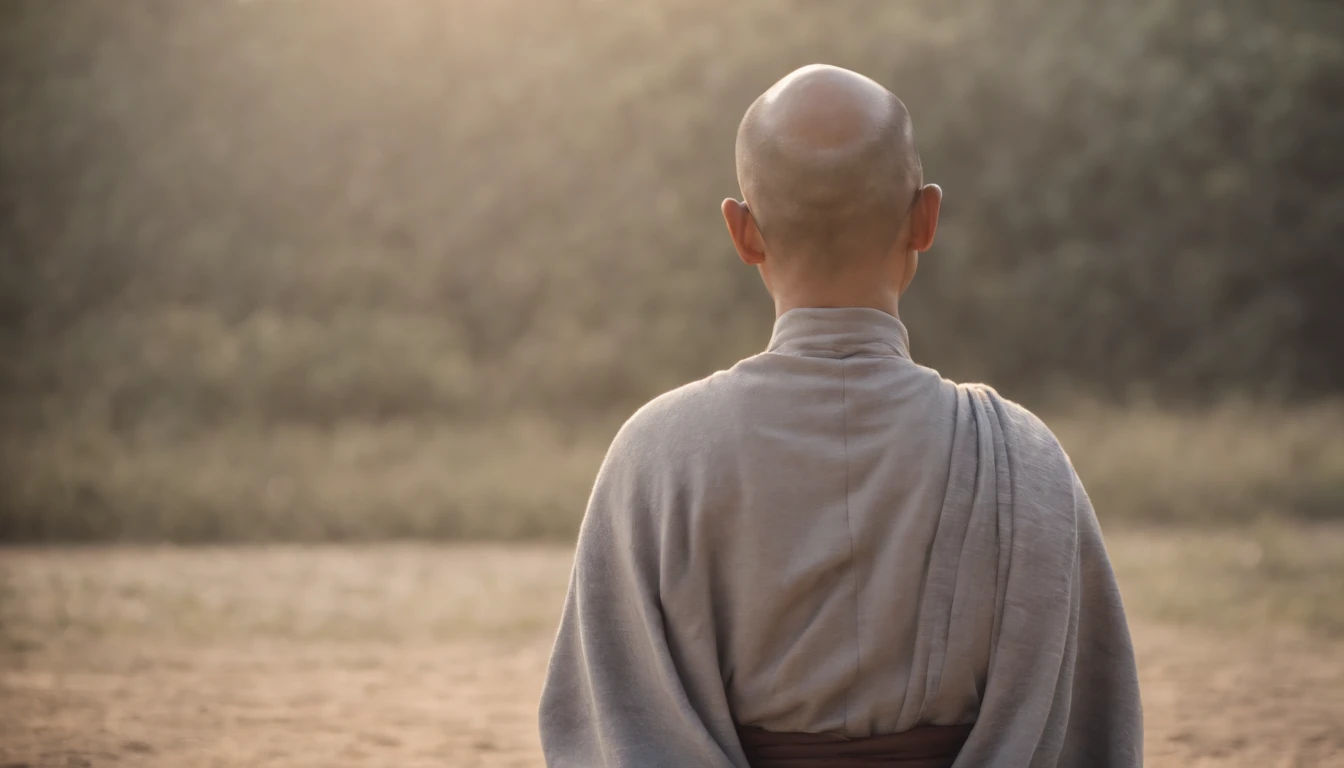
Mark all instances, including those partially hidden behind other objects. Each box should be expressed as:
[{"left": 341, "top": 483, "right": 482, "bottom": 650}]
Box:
[
  {"left": 2, "top": 0, "right": 1341, "bottom": 542},
  {"left": 2, "top": 2, "right": 1343, "bottom": 766}
]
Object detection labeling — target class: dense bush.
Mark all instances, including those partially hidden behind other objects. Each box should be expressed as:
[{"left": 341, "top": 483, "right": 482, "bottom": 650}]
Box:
[
  {"left": 2, "top": 0, "right": 1341, "bottom": 434},
  {"left": 1, "top": 0, "right": 1340, "bottom": 539}
]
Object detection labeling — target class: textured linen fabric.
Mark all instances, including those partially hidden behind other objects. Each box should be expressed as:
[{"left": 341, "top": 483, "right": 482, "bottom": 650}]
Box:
[{"left": 539, "top": 307, "right": 1142, "bottom": 767}]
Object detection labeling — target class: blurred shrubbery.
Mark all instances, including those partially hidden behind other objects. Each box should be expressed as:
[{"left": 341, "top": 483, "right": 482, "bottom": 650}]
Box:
[{"left": 1, "top": 0, "right": 1340, "bottom": 539}]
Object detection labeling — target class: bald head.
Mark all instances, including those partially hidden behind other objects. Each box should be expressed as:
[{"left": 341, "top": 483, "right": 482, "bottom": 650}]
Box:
[{"left": 735, "top": 65, "right": 923, "bottom": 265}]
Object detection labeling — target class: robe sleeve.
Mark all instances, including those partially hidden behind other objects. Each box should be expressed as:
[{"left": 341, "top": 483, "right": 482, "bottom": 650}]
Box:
[
  {"left": 538, "top": 424, "right": 742, "bottom": 768},
  {"left": 1057, "top": 475, "right": 1145, "bottom": 765}
]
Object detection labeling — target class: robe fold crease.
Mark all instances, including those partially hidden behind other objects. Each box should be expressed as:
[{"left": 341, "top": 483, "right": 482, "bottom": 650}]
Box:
[{"left": 539, "top": 308, "right": 1142, "bottom": 767}]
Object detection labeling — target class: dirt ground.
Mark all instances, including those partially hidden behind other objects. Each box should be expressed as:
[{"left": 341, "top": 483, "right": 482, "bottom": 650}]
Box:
[{"left": 2, "top": 533, "right": 1342, "bottom": 767}]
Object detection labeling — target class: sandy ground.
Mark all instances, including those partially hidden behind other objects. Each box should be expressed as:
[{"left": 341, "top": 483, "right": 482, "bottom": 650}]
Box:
[{"left": 1, "top": 534, "right": 1342, "bottom": 767}]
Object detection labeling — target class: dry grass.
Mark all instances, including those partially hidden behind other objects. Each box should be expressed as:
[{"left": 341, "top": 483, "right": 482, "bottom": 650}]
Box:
[
  {"left": 3, "top": 403, "right": 1342, "bottom": 541},
  {"left": 0, "top": 418, "right": 612, "bottom": 542},
  {"left": 1054, "top": 401, "right": 1344, "bottom": 524},
  {"left": 2, "top": 525, "right": 1343, "bottom": 767},
  {"left": 1108, "top": 523, "right": 1344, "bottom": 637}
]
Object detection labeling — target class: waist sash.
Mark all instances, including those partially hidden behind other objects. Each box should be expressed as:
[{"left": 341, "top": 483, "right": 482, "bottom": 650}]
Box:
[{"left": 736, "top": 724, "right": 973, "bottom": 768}]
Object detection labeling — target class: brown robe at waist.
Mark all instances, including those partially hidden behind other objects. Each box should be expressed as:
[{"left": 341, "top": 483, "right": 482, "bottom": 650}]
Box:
[{"left": 736, "top": 723, "right": 973, "bottom": 768}]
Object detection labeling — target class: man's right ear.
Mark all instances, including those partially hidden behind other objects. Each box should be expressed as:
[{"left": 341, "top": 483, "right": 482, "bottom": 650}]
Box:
[{"left": 721, "top": 198, "right": 767, "bottom": 266}]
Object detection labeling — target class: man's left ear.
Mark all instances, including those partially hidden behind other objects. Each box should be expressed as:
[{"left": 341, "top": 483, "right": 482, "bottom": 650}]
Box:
[{"left": 909, "top": 183, "right": 942, "bottom": 253}]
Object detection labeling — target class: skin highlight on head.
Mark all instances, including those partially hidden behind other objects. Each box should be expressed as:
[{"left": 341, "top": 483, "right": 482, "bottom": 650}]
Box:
[{"left": 722, "top": 64, "right": 942, "bottom": 318}]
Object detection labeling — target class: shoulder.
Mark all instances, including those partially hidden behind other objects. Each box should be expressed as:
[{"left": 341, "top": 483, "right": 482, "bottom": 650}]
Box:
[
  {"left": 955, "top": 383, "right": 1054, "bottom": 443},
  {"left": 958, "top": 382, "right": 1080, "bottom": 490},
  {"left": 958, "top": 384, "right": 1055, "bottom": 442},
  {"left": 604, "top": 370, "right": 736, "bottom": 474}
]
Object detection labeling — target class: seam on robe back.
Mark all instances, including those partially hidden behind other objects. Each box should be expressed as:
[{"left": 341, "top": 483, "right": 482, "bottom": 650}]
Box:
[{"left": 838, "top": 358, "right": 862, "bottom": 733}]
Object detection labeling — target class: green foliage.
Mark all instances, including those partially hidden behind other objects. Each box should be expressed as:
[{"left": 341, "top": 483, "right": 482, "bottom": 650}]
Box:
[
  {"left": 0, "top": 0, "right": 1341, "bottom": 540},
  {"left": 2, "top": 0, "right": 1342, "bottom": 432}
]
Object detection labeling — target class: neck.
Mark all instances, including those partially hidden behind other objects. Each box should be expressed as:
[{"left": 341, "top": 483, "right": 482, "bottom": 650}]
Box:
[
  {"left": 772, "top": 287, "right": 901, "bottom": 319},
  {"left": 766, "top": 252, "right": 911, "bottom": 319}
]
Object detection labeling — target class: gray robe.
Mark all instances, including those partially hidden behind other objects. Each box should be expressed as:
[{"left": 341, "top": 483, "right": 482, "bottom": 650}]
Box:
[{"left": 539, "top": 307, "right": 1142, "bottom": 767}]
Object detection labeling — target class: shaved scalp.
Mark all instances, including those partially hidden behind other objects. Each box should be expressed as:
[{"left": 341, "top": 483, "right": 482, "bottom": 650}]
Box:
[{"left": 736, "top": 65, "right": 922, "bottom": 267}]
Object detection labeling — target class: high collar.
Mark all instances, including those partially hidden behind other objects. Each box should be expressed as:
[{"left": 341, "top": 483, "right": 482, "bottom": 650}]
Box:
[{"left": 766, "top": 307, "right": 911, "bottom": 360}]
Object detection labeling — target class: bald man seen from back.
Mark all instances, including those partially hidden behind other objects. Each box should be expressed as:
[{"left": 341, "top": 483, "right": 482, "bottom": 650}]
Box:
[{"left": 540, "top": 65, "right": 1143, "bottom": 768}]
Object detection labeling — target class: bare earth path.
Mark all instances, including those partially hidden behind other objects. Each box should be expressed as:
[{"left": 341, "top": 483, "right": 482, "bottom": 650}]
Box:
[{"left": 2, "top": 535, "right": 1342, "bottom": 767}]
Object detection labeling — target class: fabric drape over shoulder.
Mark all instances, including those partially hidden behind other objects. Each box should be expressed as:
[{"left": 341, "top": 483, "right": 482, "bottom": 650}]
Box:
[{"left": 539, "top": 308, "right": 1142, "bottom": 768}]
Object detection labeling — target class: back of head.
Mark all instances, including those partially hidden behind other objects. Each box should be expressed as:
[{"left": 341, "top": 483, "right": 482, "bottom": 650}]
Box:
[{"left": 736, "top": 65, "right": 923, "bottom": 270}]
